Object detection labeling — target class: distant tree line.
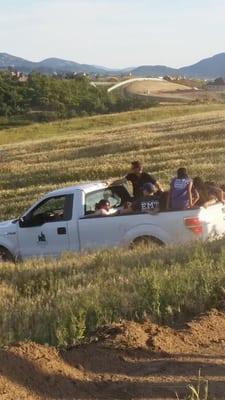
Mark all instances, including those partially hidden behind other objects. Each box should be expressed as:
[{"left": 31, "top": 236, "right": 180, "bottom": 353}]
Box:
[{"left": 0, "top": 71, "right": 157, "bottom": 124}]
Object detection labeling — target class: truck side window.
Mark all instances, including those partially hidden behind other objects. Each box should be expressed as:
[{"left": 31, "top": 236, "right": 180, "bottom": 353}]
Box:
[
  {"left": 20, "top": 194, "right": 73, "bottom": 227},
  {"left": 85, "top": 189, "right": 122, "bottom": 215}
]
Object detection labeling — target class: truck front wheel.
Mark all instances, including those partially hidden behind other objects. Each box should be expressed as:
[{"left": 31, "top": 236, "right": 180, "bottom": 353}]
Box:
[{"left": 0, "top": 246, "right": 15, "bottom": 262}]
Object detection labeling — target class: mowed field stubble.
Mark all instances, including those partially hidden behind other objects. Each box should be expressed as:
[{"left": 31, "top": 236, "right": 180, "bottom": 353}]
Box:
[{"left": 0, "top": 103, "right": 225, "bottom": 221}]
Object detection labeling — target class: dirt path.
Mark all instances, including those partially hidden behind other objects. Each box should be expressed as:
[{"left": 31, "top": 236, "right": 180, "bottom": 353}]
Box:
[{"left": 1, "top": 309, "right": 225, "bottom": 399}]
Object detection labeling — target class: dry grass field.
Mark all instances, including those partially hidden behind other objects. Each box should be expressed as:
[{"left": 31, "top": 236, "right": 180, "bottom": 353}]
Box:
[
  {"left": 1, "top": 103, "right": 225, "bottom": 399},
  {"left": 0, "top": 103, "right": 224, "bottom": 221},
  {"left": 125, "top": 79, "right": 225, "bottom": 103},
  {"left": 125, "top": 79, "right": 194, "bottom": 101},
  {"left": 125, "top": 79, "right": 191, "bottom": 93}
]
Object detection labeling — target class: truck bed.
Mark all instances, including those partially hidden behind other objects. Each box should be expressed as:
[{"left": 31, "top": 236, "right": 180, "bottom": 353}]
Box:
[{"left": 78, "top": 203, "right": 225, "bottom": 250}]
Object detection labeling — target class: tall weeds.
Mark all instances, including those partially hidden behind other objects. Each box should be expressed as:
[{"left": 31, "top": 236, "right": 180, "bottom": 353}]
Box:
[{"left": 0, "top": 239, "right": 225, "bottom": 347}]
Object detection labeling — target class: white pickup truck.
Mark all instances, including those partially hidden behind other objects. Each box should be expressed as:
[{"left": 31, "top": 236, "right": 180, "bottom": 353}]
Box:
[{"left": 0, "top": 182, "right": 225, "bottom": 261}]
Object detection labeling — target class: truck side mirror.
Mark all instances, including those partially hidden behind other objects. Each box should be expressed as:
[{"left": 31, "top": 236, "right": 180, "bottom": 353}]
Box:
[{"left": 19, "top": 215, "right": 29, "bottom": 227}]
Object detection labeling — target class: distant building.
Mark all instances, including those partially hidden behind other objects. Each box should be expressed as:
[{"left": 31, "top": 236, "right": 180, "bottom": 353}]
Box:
[
  {"left": 17, "top": 72, "right": 28, "bottom": 82},
  {"left": 8, "top": 70, "right": 28, "bottom": 82}
]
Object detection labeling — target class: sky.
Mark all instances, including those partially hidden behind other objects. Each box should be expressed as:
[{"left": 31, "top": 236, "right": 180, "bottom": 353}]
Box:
[{"left": 0, "top": 0, "right": 225, "bottom": 68}]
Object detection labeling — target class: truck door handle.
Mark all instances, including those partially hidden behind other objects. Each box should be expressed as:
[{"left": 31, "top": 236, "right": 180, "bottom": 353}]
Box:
[{"left": 57, "top": 227, "right": 67, "bottom": 235}]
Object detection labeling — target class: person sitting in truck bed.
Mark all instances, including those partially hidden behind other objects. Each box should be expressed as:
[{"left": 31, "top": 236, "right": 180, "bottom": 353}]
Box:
[
  {"left": 132, "top": 183, "right": 160, "bottom": 213},
  {"left": 167, "top": 167, "right": 199, "bottom": 210},
  {"left": 205, "top": 181, "right": 225, "bottom": 204},
  {"left": 118, "top": 182, "right": 160, "bottom": 215},
  {"left": 193, "top": 177, "right": 217, "bottom": 208},
  {"left": 107, "top": 160, "right": 163, "bottom": 199}
]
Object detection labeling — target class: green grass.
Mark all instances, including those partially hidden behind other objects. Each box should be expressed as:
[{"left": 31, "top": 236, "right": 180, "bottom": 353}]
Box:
[
  {"left": 0, "top": 239, "right": 225, "bottom": 347},
  {"left": 181, "top": 370, "right": 209, "bottom": 400},
  {"left": 0, "top": 103, "right": 223, "bottom": 146}
]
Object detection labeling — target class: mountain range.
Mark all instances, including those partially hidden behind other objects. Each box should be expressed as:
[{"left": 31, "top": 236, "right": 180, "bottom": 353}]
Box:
[{"left": 1, "top": 52, "right": 225, "bottom": 79}]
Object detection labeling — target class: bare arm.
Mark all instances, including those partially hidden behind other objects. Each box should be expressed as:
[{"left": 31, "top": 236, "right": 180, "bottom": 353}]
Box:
[
  {"left": 214, "top": 187, "right": 225, "bottom": 203},
  {"left": 117, "top": 204, "right": 133, "bottom": 215},
  {"left": 106, "top": 177, "right": 127, "bottom": 186},
  {"left": 155, "top": 181, "right": 164, "bottom": 192},
  {"left": 146, "top": 207, "right": 160, "bottom": 215},
  {"left": 203, "top": 196, "right": 217, "bottom": 208},
  {"left": 191, "top": 189, "right": 200, "bottom": 207},
  {"left": 188, "top": 181, "right": 193, "bottom": 208},
  {"left": 203, "top": 199, "right": 217, "bottom": 208},
  {"left": 166, "top": 189, "right": 171, "bottom": 210}
]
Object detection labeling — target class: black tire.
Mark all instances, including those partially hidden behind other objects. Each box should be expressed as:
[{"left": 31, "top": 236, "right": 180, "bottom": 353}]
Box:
[
  {"left": 0, "top": 246, "right": 15, "bottom": 262},
  {"left": 131, "top": 235, "right": 164, "bottom": 249}
]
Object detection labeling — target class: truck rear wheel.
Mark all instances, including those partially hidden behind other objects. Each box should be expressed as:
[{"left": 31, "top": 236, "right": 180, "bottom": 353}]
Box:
[
  {"left": 0, "top": 246, "right": 14, "bottom": 262},
  {"left": 131, "top": 236, "right": 163, "bottom": 249}
]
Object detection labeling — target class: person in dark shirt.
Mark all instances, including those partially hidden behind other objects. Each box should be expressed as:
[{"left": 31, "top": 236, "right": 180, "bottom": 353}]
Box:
[
  {"left": 107, "top": 161, "right": 163, "bottom": 199},
  {"left": 132, "top": 182, "right": 160, "bottom": 214}
]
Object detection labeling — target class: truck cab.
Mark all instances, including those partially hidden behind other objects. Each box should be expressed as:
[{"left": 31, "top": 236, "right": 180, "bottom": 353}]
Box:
[{"left": 0, "top": 183, "right": 129, "bottom": 260}]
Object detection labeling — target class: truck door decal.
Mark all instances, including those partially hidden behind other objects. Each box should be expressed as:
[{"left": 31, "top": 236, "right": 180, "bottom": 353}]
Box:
[{"left": 38, "top": 232, "right": 47, "bottom": 243}]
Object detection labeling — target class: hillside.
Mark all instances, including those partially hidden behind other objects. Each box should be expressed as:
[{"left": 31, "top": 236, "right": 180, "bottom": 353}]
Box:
[
  {"left": 1, "top": 51, "right": 225, "bottom": 78},
  {"left": 0, "top": 53, "right": 35, "bottom": 73},
  {"left": 132, "top": 53, "right": 225, "bottom": 78},
  {"left": 131, "top": 53, "right": 225, "bottom": 78},
  {"left": 180, "top": 52, "right": 225, "bottom": 78},
  {"left": 130, "top": 64, "right": 177, "bottom": 77},
  {"left": 124, "top": 79, "right": 193, "bottom": 102},
  {"left": 0, "top": 53, "right": 113, "bottom": 75}
]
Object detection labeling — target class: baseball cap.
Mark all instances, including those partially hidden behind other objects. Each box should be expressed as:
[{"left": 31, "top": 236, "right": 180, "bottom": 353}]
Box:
[{"left": 142, "top": 182, "right": 155, "bottom": 193}]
